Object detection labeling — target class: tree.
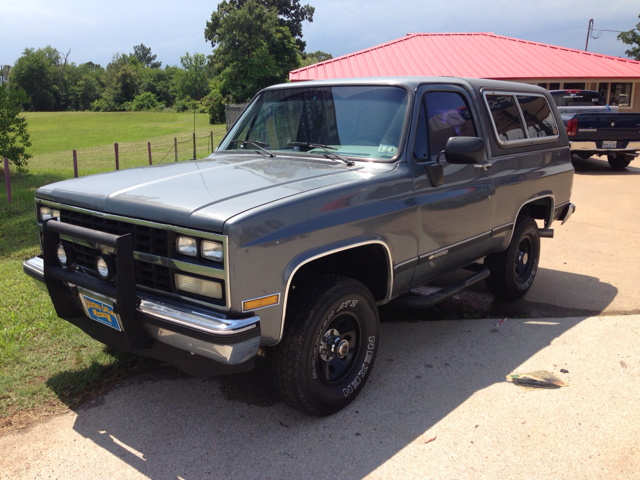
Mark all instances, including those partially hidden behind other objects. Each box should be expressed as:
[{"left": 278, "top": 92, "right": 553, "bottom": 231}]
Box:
[
  {"left": 0, "top": 65, "right": 11, "bottom": 85},
  {"left": 9, "top": 46, "right": 63, "bottom": 111},
  {"left": 618, "top": 14, "right": 640, "bottom": 60},
  {"left": 206, "top": 0, "right": 314, "bottom": 51},
  {"left": 300, "top": 50, "right": 332, "bottom": 67},
  {"left": 98, "top": 54, "right": 142, "bottom": 110},
  {"left": 172, "top": 53, "right": 210, "bottom": 101},
  {"left": 204, "top": 0, "right": 300, "bottom": 122},
  {"left": 133, "top": 44, "right": 162, "bottom": 69},
  {"left": 0, "top": 84, "right": 32, "bottom": 173},
  {"left": 140, "top": 66, "right": 178, "bottom": 107},
  {"left": 66, "top": 62, "right": 105, "bottom": 111}
]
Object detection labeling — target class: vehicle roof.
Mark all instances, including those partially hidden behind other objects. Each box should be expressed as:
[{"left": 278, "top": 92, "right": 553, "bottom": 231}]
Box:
[{"left": 262, "top": 76, "right": 549, "bottom": 95}]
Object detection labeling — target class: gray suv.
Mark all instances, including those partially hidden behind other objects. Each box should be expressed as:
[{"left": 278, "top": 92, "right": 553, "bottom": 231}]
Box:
[{"left": 24, "top": 77, "right": 575, "bottom": 415}]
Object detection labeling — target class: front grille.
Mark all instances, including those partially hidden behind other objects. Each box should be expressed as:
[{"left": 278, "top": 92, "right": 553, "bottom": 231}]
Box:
[
  {"left": 70, "top": 243, "right": 174, "bottom": 292},
  {"left": 60, "top": 210, "right": 172, "bottom": 257},
  {"left": 135, "top": 260, "right": 173, "bottom": 291},
  {"left": 56, "top": 208, "right": 225, "bottom": 306}
]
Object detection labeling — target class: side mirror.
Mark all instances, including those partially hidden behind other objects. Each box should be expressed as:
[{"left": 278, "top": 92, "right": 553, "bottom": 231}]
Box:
[{"left": 444, "top": 137, "right": 486, "bottom": 164}]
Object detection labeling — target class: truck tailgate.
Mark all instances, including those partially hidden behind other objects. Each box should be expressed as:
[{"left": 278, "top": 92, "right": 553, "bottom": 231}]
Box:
[{"left": 573, "top": 113, "right": 640, "bottom": 142}]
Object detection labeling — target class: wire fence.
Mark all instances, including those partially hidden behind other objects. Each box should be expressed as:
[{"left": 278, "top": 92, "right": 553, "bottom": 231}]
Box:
[{"left": 2, "top": 129, "right": 228, "bottom": 204}]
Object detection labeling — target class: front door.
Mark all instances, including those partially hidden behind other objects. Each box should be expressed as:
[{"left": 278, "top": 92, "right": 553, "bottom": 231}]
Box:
[{"left": 408, "top": 85, "right": 495, "bottom": 286}]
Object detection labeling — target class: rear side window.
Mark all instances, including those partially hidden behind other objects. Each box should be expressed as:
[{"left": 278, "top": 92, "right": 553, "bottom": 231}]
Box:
[
  {"left": 485, "top": 95, "right": 525, "bottom": 142},
  {"left": 484, "top": 92, "right": 559, "bottom": 146},
  {"left": 517, "top": 95, "right": 559, "bottom": 138},
  {"left": 414, "top": 91, "right": 477, "bottom": 162}
]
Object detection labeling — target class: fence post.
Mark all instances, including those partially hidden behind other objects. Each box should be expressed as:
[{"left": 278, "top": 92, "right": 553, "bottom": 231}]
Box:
[
  {"left": 174, "top": 137, "right": 178, "bottom": 162},
  {"left": 3, "top": 158, "right": 11, "bottom": 205},
  {"left": 210, "top": 131, "right": 213, "bottom": 153},
  {"left": 148, "top": 142, "right": 152, "bottom": 165},
  {"left": 193, "top": 132, "right": 196, "bottom": 160},
  {"left": 114, "top": 143, "right": 119, "bottom": 170},
  {"left": 73, "top": 150, "right": 78, "bottom": 178}
]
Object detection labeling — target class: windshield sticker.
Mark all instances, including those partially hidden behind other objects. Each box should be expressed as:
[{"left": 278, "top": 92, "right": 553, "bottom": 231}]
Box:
[{"left": 378, "top": 145, "right": 397, "bottom": 154}]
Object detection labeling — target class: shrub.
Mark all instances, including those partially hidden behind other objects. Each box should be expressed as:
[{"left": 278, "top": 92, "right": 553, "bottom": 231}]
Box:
[{"left": 132, "top": 92, "right": 159, "bottom": 111}]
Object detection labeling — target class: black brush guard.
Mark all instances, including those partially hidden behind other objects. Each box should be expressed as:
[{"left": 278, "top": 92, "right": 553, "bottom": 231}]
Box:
[{"left": 42, "top": 218, "right": 153, "bottom": 350}]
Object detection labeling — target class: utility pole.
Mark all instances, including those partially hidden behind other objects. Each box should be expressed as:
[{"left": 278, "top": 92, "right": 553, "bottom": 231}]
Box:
[{"left": 585, "top": 19, "right": 594, "bottom": 51}]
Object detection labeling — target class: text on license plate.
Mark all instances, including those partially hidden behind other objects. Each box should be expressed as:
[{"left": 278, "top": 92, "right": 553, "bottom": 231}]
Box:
[
  {"left": 603, "top": 141, "right": 617, "bottom": 148},
  {"left": 81, "top": 294, "right": 122, "bottom": 331}
]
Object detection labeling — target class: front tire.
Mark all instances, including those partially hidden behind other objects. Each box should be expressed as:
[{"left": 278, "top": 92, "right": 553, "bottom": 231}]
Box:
[
  {"left": 270, "top": 275, "right": 379, "bottom": 416},
  {"left": 485, "top": 217, "right": 540, "bottom": 300}
]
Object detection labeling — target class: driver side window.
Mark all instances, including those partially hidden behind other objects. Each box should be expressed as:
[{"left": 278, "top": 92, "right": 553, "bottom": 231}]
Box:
[{"left": 413, "top": 91, "right": 478, "bottom": 162}]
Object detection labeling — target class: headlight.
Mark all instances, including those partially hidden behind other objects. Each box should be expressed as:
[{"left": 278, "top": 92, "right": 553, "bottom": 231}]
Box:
[
  {"left": 176, "top": 236, "right": 197, "bottom": 257},
  {"left": 175, "top": 274, "right": 222, "bottom": 299},
  {"left": 201, "top": 240, "right": 223, "bottom": 263},
  {"left": 39, "top": 206, "right": 60, "bottom": 221}
]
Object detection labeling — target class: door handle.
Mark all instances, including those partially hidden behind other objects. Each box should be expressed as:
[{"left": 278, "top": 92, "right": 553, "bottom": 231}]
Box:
[{"left": 474, "top": 162, "right": 492, "bottom": 170}]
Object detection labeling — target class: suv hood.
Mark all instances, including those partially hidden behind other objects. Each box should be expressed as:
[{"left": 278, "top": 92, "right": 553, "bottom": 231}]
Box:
[{"left": 36, "top": 153, "right": 395, "bottom": 232}]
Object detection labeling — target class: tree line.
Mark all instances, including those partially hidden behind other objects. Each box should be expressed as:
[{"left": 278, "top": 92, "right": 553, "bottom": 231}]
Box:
[{"left": 1, "top": 0, "right": 330, "bottom": 124}]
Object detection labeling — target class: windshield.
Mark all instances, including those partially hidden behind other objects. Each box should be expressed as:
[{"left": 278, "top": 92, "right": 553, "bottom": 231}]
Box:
[
  {"left": 551, "top": 91, "right": 603, "bottom": 107},
  {"left": 220, "top": 86, "right": 409, "bottom": 161}
]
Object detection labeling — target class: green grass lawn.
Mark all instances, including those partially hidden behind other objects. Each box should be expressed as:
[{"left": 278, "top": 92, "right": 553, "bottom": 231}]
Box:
[{"left": 0, "top": 111, "right": 227, "bottom": 432}]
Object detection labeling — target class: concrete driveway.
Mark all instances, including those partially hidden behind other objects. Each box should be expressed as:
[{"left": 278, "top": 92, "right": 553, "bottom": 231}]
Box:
[{"left": 1, "top": 155, "right": 639, "bottom": 479}]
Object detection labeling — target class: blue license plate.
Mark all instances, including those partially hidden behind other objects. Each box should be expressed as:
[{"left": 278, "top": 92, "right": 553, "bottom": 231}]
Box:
[{"left": 81, "top": 294, "right": 122, "bottom": 331}]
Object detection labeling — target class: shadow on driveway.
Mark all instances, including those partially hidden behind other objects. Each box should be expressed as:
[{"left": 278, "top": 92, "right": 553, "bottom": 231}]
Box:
[
  {"left": 572, "top": 155, "right": 640, "bottom": 175},
  {"left": 54, "top": 269, "right": 617, "bottom": 478}
]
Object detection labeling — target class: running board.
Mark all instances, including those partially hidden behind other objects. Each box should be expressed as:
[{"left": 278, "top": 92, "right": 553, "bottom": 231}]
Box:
[{"left": 393, "top": 264, "right": 490, "bottom": 309}]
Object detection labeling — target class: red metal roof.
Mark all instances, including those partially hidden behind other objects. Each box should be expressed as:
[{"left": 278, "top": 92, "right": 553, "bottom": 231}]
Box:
[{"left": 289, "top": 33, "right": 640, "bottom": 82}]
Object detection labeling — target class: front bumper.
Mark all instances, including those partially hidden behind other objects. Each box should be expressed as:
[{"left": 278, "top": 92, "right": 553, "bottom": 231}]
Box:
[
  {"left": 24, "top": 220, "right": 260, "bottom": 373},
  {"left": 569, "top": 141, "right": 640, "bottom": 157}
]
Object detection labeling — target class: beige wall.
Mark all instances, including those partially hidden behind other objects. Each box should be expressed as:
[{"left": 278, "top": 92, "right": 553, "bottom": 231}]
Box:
[
  {"left": 513, "top": 79, "right": 640, "bottom": 112},
  {"left": 633, "top": 82, "right": 640, "bottom": 112}
]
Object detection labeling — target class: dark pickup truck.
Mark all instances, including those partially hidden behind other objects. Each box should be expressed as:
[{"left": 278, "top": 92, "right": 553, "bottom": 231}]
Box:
[
  {"left": 24, "top": 77, "right": 575, "bottom": 415},
  {"left": 550, "top": 89, "right": 640, "bottom": 169}
]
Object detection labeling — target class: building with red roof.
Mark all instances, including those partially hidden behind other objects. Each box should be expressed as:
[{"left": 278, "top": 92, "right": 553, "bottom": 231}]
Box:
[{"left": 290, "top": 33, "right": 640, "bottom": 112}]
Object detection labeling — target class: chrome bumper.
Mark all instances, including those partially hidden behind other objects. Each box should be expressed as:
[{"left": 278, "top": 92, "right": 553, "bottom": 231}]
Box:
[
  {"left": 561, "top": 203, "right": 576, "bottom": 225},
  {"left": 23, "top": 256, "right": 260, "bottom": 365}
]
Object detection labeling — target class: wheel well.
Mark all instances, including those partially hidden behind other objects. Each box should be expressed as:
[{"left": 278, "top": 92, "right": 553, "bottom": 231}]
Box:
[
  {"left": 518, "top": 197, "right": 553, "bottom": 225},
  {"left": 289, "top": 244, "right": 389, "bottom": 303}
]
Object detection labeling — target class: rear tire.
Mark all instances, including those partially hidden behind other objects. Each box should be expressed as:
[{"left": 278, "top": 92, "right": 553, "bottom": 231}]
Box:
[
  {"left": 485, "top": 217, "right": 540, "bottom": 300},
  {"left": 270, "top": 275, "right": 379, "bottom": 416},
  {"left": 608, "top": 153, "right": 631, "bottom": 170}
]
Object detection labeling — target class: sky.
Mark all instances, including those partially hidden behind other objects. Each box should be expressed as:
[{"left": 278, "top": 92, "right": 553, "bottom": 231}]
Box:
[{"left": 1, "top": 0, "right": 639, "bottom": 69}]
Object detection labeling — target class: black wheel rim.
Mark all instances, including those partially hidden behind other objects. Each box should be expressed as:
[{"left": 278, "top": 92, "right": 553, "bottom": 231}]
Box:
[
  {"left": 317, "top": 312, "right": 361, "bottom": 385},
  {"left": 515, "top": 237, "right": 533, "bottom": 281}
]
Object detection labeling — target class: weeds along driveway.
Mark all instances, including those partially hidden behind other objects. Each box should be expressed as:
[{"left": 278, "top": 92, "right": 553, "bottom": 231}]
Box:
[{"left": 1, "top": 315, "right": 639, "bottom": 479}]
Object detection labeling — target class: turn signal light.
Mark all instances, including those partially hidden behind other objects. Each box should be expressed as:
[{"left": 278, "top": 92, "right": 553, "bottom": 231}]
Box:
[{"left": 243, "top": 294, "right": 280, "bottom": 312}]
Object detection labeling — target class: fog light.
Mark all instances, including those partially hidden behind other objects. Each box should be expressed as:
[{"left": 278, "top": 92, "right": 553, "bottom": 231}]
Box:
[
  {"left": 177, "top": 236, "right": 198, "bottom": 257},
  {"left": 96, "top": 255, "right": 116, "bottom": 280},
  {"left": 175, "top": 273, "right": 222, "bottom": 299},
  {"left": 201, "top": 240, "right": 224, "bottom": 262},
  {"left": 56, "top": 243, "right": 77, "bottom": 268}
]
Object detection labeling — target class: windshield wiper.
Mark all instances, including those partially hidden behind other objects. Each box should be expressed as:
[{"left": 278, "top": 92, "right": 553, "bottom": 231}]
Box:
[
  {"left": 287, "top": 142, "right": 355, "bottom": 166},
  {"left": 229, "top": 139, "right": 275, "bottom": 158}
]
